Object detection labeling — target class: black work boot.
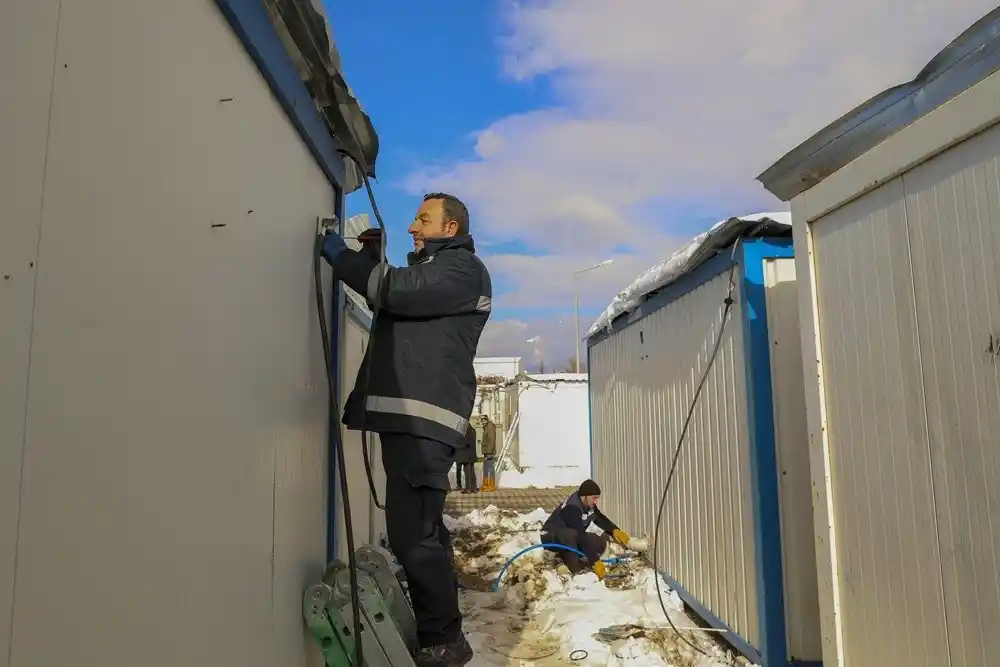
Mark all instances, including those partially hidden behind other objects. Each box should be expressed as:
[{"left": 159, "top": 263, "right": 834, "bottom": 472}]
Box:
[{"left": 413, "top": 635, "right": 473, "bottom": 667}]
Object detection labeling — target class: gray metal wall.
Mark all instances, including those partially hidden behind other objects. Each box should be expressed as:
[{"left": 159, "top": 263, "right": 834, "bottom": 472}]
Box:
[
  {"left": 763, "top": 258, "right": 822, "bottom": 661},
  {"left": 589, "top": 272, "right": 761, "bottom": 647},
  {"left": 803, "top": 119, "right": 1000, "bottom": 667},
  {"left": 0, "top": 1, "right": 370, "bottom": 665}
]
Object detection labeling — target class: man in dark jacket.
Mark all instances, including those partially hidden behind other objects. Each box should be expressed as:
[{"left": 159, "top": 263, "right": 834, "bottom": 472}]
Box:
[
  {"left": 541, "top": 480, "right": 630, "bottom": 581},
  {"left": 321, "top": 192, "right": 490, "bottom": 667},
  {"left": 455, "top": 423, "right": 478, "bottom": 494}
]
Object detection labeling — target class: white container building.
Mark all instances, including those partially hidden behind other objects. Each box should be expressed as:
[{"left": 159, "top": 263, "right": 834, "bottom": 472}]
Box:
[
  {"left": 498, "top": 373, "right": 591, "bottom": 488},
  {"left": 758, "top": 8, "right": 1000, "bottom": 667},
  {"left": 2, "top": 2, "right": 381, "bottom": 666},
  {"left": 474, "top": 356, "right": 525, "bottom": 381},
  {"left": 587, "top": 215, "right": 822, "bottom": 666}
]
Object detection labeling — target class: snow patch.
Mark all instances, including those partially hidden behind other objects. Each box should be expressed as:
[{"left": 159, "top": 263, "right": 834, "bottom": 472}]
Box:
[{"left": 450, "top": 507, "right": 753, "bottom": 667}]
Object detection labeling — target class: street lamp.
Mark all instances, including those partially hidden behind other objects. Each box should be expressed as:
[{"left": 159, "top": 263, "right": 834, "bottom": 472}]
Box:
[{"left": 573, "top": 259, "right": 615, "bottom": 373}]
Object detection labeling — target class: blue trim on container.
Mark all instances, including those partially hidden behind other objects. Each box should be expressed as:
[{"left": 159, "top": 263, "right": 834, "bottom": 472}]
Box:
[
  {"left": 659, "top": 570, "right": 762, "bottom": 665},
  {"left": 587, "top": 250, "right": 738, "bottom": 348},
  {"left": 740, "top": 237, "right": 795, "bottom": 667},
  {"left": 213, "top": 0, "right": 347, "bottom": 191}
]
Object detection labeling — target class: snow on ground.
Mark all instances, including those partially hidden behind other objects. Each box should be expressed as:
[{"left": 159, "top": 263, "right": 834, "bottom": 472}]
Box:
[{"left": 446, "top": 506, "right": 754, "bottom": 667}]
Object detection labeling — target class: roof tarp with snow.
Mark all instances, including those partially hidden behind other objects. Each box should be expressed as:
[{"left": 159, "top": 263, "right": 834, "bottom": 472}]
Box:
[{"left": 587, "top": 212, "right": 792, "bottom": 337}]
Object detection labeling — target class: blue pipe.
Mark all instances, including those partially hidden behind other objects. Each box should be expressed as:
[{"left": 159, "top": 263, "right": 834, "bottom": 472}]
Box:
[{"left": 491, "top": 543, "right": 630, "bottom": 591}]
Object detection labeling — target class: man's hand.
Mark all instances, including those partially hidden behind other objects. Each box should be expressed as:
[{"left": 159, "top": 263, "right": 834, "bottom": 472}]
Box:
[
  {"left": 321, "top": 231, "right": 348, "bottom": 265},
  {"left": 593, "top": 561, "right": 606, "bottom": 581},
  {"left": 612, "top": 529, "right": 630, "bottom": 547},
  {"left": 356, "top": 228, "right": 384, "bottom": 260}
]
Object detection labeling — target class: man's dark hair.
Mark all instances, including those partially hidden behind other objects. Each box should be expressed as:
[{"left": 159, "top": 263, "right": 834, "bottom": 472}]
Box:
[{"left": 424, "top": 192, "right": 470, "bottom": 235}]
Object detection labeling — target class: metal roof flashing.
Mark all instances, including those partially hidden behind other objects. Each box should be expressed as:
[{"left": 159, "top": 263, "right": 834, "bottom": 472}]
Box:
[
  {"left": 215, "top": 0, "right": 379, "bottom": 194},
  {"left": 586, "top": 213, "right": 792, "bottom": 339},
  {"left": 758, "top": 7, "right": 1000, "bottom": 202}
]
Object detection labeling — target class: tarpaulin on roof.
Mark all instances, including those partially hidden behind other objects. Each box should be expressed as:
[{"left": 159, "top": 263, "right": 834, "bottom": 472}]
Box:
[
  {"left": 587, "top": 212, "right": 792, "bottom": 337},
  {"left": 264, "top": 0, "right": 379, "bottom": 193}
]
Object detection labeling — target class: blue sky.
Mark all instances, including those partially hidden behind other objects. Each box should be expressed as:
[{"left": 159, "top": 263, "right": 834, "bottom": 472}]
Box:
[
  {"left": 325, "top": 1, "right": 544, "bottom": 259},
  {"left": 323, "top": 0, "right": 996, "bottom": 368}
]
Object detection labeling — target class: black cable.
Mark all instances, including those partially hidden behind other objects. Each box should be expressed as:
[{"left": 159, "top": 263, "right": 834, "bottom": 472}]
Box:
[
  {"left": 336, "top": 149, "right": 388, "bottom": 512},
  {"left": 311, "top": 146, "right": 402, "bottom": 665},
  {"left": 650, "top": 239, "right": 743, "bottom": 661},
  {"left": 285, "top": 0, "right": 389, "bottom": 512},
  {"left": 314, "top": 235, "right": 365, "bottom": 666}
]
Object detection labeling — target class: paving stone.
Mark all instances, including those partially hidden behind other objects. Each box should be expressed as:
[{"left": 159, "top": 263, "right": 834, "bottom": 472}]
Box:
[{"left": 443, "top": 486, "right": 574, "bottom": 516}]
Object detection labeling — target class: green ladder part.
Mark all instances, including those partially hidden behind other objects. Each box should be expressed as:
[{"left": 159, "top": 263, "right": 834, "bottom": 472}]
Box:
[{"left": 304, "top": 546, "right": 418, "bottom": 667}]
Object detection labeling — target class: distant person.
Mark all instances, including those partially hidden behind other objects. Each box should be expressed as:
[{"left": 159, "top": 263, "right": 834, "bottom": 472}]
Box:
[
  {"left": 455, "top": 423, "right": 478, "bottom": 494},
  {"left": 453, "top": 459, "right": 463, "bottom": 491},
  {"left": 540, "top": 480, "right": 630, "bottom": 580},
  {"left": 480, "top": 416, "right": 497, "bottom": 491}
]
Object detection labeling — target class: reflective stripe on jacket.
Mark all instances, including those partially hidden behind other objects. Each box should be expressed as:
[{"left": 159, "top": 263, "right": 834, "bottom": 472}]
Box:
[{"left": 332, "top": 234, "right": 492, "bottom": 447}]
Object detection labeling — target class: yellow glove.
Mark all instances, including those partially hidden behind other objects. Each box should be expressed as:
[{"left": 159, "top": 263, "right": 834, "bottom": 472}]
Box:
[
  {"left": 612, "top": 529, "right": 630, "bottom": 546},
  {"left": 593, "top": 561, "right": 606, "bottom": 580}
]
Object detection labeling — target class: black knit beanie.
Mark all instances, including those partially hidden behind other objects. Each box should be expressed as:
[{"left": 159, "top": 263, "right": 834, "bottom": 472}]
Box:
[{"left": 578, "top": 479, "right": 601, "bottom": 497}]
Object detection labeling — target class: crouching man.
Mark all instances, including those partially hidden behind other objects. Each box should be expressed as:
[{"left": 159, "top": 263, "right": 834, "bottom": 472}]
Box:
[{"left": 540, "top": 479, "right": 630, "bottom": 581}]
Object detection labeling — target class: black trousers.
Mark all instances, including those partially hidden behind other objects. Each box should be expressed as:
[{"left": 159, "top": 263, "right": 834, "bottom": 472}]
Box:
[
  {"left": 542, "top": 527, "right": 609, "bottom": 574},
  {"left": 458, "top": 462, "right": 477, "bottom": 492},
  {"left": 379, "top": 433, "right": 461, "bottom": 648}
]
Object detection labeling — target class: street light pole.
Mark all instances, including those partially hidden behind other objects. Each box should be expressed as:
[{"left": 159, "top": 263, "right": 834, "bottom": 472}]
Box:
[
  {"left": 574, "top": 287, "right": 581, "bottom": 374},
  {"left": 573, "top": 259, "right": 615, "bottom": 373}
]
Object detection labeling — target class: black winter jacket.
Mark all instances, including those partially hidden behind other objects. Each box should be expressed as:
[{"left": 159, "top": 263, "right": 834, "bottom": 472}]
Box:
[
  {"left": 542, "top": 491, "right": 619, "bottom": 536},
  {"left": 455, "top": 424, "right": 478, "bottom": 464},
  {"left": 330, "top": 234, "right": 492, "bottom": 447}
]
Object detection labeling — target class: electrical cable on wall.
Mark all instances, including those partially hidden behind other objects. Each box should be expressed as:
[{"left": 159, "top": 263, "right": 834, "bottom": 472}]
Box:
[
  {"left": 649, "top": 238, "right": 744, "bottom": 661},
  {"left": 313, "top": 142, "right": 389, "bottom": 667},
  {"left": 313, "top": 235, "right": 365, "bottom": 666},
  {"left": 286, "top": 0, "right": 389, "bottom": 514},
  {"left": 339, "top": 149, "right": 389, "bottom": 513}
]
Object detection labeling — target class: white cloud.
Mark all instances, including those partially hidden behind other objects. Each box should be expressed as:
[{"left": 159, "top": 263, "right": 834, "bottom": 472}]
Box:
[
  {"left": 410, "top": 0, "right": 997, "bottom": 361},
  {"left": 477, "top": 315, "right": 585, "bottom": 371}
]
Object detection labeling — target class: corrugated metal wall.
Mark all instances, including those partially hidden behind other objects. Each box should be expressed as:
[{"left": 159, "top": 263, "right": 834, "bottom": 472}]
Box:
[
  {"left": 764, "top": 259, "right": 822, "bottom": 661},
  {"left": 0, "top": 1, "right": 377, "bottom": 665},
  {"left": 808, "top": 120, "right": 1000, "bottom": 667},
  {"left": 590, "top": 272, "right": 761, "bottom": 647}
]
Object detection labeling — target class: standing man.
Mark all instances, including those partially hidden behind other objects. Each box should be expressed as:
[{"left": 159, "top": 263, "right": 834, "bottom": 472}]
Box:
[
  {"left": 480, "top": 415, "right": 497, "bottom": 491},
  {"left": 321, "top": 193, "right": 490, "bottom": 667},
  {"left": 540, "top": 480, "right": 630, "bottom": 581},
  {"left": 455, "top": 423, "right": 478, "bottom": 494}
]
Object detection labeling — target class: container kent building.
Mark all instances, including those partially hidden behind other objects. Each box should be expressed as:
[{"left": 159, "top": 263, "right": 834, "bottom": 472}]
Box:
[
  {"left": 3, "top": 2, "right": 382, "bottom": 666},
  {"left": 586, "top": 213, "right": 823, "bottom": 667},
  {"left": 758, "top": 7, "right": 1000, "bottom": 667}
]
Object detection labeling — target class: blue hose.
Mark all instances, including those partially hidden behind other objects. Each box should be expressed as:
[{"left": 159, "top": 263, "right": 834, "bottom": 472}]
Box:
[{"left": 491, "top": 543, "right": 627, "bottom": 591}]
